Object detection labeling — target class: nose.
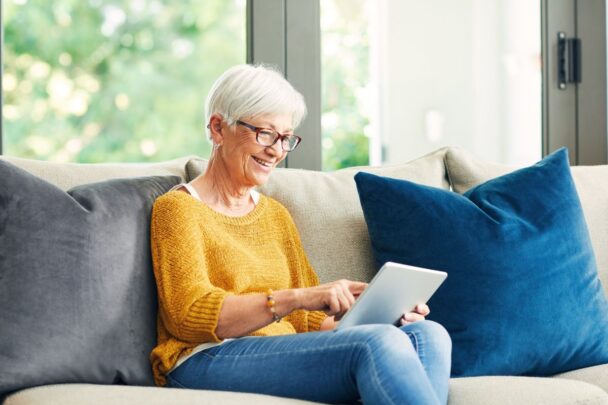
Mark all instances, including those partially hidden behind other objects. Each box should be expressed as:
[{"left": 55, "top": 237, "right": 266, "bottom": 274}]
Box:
[{"left": 266, "top": 138, "right": 284, "bottom": 156}]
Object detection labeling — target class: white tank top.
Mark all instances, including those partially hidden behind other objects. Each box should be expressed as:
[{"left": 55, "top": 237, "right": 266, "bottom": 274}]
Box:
[{"left": 169, "top": 183, "right": 260, "bottom": 205}]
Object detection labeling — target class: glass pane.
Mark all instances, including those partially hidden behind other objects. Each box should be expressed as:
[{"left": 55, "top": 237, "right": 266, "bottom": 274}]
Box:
[
  {"left": 3, "top": 0, "right": 246, "bottom": 162},
  {"left": 321, "top": 0, "right": 541, "bottom": 170},
  {"left": 321, "top": 0, "right": 371, "bottom": 170}
]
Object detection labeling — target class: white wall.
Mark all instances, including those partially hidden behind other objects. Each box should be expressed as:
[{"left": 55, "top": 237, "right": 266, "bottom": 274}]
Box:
[{"left": 371, "top": 0, "right": 541, "bottom": 165}]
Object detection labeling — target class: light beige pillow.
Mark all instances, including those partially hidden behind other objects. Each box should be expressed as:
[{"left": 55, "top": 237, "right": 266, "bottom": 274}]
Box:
[
  {"left": 1, "top": 155, "right": 193, "bottom": 191},
  {"left": 444, "top": 147, "right": 608, "bottom": 296},
  {"left": 186, "top": 148, "right": 450, "bottom": 284}
]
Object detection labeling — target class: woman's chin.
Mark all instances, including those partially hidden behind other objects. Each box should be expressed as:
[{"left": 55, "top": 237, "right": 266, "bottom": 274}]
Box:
[
  {"left": 256, "top": 173, "right": 272, "bottom": 186},
  {"left": 246, "top": 169, "right": 272, "bottom": 187},
  {"left": 246, "top": 161, "right": 274, "bottom": 186}
]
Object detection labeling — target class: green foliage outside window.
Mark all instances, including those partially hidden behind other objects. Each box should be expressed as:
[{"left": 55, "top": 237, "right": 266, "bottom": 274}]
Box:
[
  {"left": 4, "top": 0, "right": 370, "bottom": 169},
  {"left": 321, "top": 0, "right": 370, "bottom": 171},
  {"left": 3, "top": 0, "right": 245, "bottom": 162}
]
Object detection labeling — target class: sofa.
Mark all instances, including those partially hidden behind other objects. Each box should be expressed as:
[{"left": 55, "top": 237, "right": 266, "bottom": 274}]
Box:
[{"left": 1, "top": 147, "right": 607, "bottom": 405}]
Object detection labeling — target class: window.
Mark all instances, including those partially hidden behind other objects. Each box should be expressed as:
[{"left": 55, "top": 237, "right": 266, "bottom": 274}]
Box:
[
  {"left": 3, "top": 0, "right": 246, "bottom": 162},
  {"left": 321, "top": 0, "right": 370, "bottom": 170},
  {"left": 5, "top": 1, "right": 603, "bottom": 167}
]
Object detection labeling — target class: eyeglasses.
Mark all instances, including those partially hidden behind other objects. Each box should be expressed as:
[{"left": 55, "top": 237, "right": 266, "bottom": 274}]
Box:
[{"left": 236, "top": 120, "right": 302, "bottom": 152}]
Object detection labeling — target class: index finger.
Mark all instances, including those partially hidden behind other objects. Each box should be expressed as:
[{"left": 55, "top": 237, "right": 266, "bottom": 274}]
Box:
[{"left": 347, "top": 281, "right": 368, "bottom": 293}]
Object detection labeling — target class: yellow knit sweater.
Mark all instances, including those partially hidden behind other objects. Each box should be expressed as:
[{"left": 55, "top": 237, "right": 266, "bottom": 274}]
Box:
[{"left": 149, "top": 191, "right": 327, "bottom": 386}]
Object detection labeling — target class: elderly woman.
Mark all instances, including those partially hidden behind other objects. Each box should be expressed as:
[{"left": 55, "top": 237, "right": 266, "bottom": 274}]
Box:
[{"left": 150, "top": 64, "right": 451, "bottom": 404}]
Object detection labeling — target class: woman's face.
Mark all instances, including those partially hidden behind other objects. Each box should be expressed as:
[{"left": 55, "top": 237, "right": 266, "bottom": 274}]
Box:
[{"left": 219, "top": 113, "right": 292, "bottom": 188}]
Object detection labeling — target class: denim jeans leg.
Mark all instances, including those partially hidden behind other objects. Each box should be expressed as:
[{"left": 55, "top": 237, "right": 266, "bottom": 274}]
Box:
[
  {"left": 167, "top": 324, "right": 444, "bottom": 405},
  {"left": 400, "top": 321, "right": 452, "bottom": 405}
]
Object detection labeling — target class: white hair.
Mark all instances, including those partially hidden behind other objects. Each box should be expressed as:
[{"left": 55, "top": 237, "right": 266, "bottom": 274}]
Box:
[{"left": 204, "top": 64, "right": 307, "bottom": 141}]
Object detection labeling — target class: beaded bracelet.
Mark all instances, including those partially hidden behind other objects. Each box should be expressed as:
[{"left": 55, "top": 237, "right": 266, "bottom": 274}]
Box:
[{"left": 266, "top": 288, "right": 282, "bottom": 323}]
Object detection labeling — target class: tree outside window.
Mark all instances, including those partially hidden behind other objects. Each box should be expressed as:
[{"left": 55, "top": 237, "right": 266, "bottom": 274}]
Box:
[{"left": 3, "top": 0, "right": 246, "bottom": 162}]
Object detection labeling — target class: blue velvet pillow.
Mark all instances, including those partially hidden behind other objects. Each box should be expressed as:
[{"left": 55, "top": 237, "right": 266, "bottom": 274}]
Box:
[{"left": 354, "top": 148, "right": 608, "bottom": 377}]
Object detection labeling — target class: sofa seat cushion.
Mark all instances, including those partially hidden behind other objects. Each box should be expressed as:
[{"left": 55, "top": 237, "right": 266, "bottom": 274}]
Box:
[
  {"left": 5, "top": 378, "right": 607, "bottom": 405},
  {"left": 448, "top": 376, "right": 608, "bottom": 405},
  {"left": 554, "top": 364, "right": 608, "bottom": 392},
  {"left": 444, "top": 147, "right": 608, "bottom": 297},
  {"left": 0, "top": 161, "right": 181, "bottom": 397},
  {"left": 186, "top": 148, "right": 450, "bottom": 284},
  {"left": 0, "top": 155, "right": 192, "bottom": 191},
  {"left": 3, "top": 384, "right": 322, "bottom": 405}
]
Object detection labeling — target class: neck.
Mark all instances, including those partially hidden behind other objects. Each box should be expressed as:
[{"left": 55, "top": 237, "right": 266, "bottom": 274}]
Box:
[{"left": 195, "top": 155, "right": 253, "bottom": 211}]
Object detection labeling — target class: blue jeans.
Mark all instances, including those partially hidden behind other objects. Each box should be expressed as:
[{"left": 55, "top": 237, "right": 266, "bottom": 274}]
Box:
[{"left": 166, "top": 320, "right": 451, "bottom": 405}]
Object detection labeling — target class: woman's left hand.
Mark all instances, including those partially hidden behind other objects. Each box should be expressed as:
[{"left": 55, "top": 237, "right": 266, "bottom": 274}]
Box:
[{"left": 399, "top": 304, "right": 430, "bottom": 325}]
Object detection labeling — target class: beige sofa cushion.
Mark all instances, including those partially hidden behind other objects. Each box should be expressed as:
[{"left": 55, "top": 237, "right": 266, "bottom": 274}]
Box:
[
  {"left": 554, "top": 364, "right": 608, "bottom": 393},
  {"left": 6, "top": 377, "right": 607, "bottom": 405},
  {"left": 448, "top": 376, "right": 608, "bottom": 405},
  {"left": 0, "top": 156, "right": 193, "bottom": 191},
  {"left": 186, "top": 148, "right": 450, "bottom": 284},
  {"left": 444, "top": 147, "right": 608, "bottom": 297},
  {"left": 3, "top": 384, "right": 320, "bottom": 405}
]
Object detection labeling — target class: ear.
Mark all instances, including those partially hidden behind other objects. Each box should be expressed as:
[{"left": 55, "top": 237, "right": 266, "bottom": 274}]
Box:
[{"left": 208, "top": 114, "right": 225, "bottom": 145}]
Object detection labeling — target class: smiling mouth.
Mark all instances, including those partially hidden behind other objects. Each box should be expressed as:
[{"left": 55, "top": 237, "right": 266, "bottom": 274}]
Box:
[{"left": 252, "top": 156, "right": 273, "bottom": 168}]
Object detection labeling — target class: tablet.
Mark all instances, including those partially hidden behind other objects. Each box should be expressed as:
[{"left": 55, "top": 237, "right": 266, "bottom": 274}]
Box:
[{"left": 335, "top": 262, "right": 447, "bottom": 330}]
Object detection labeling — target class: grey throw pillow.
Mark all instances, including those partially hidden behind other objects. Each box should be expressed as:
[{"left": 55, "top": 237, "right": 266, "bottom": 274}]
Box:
[{"left": 0, "top": 160, "right": 180, "bottom": 398}]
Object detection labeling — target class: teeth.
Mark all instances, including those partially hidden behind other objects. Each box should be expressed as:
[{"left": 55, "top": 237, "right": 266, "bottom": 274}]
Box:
[{"left": 253, "top": 157, "right": 271, "bottom": 167}]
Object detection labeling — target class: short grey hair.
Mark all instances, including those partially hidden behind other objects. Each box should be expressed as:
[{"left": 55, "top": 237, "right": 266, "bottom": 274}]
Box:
[{"left": 204, "top": 64, "right": 307, "bottom": 140}]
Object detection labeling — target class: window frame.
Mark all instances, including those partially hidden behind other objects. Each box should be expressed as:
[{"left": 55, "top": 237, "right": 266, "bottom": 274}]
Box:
[
  {"left": 1, "top": 2, "right": 3, "bottom": 155},
  {"left": 247, "top": 0, "right": 321, "bottom": 170},
  {"left": 542, "top": 0, "right": 608, "bottom": 165}
]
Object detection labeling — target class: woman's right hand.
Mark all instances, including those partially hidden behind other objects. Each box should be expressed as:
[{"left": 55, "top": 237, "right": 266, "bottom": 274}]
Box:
[{"left": 297, "top": 280, "right": 368, "bottom": 321}]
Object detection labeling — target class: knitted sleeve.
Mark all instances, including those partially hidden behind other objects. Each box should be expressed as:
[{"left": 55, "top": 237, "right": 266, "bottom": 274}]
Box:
[
  {"left": 150, "top": 194, "right": 231, "bottom": 344},
  {"left": 277, "top": 204, "right": 328, "bottom": 332}
]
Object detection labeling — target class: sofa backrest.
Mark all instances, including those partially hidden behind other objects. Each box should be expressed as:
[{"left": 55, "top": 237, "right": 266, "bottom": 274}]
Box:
[
  {"left": 0, "top": 155, "right": 192, "bottom": 190},
  {"left": 6, "top": 148, "right": 605, "bottom": 295},
  {"left": 186, "top": 148, "right": 450, "bottom": 283},
  {"left": 444, "top": 147, "right": 608, "bottom": 297},
  {"left": 3, "top": 150, "right": 449, "bottom": 287}
]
